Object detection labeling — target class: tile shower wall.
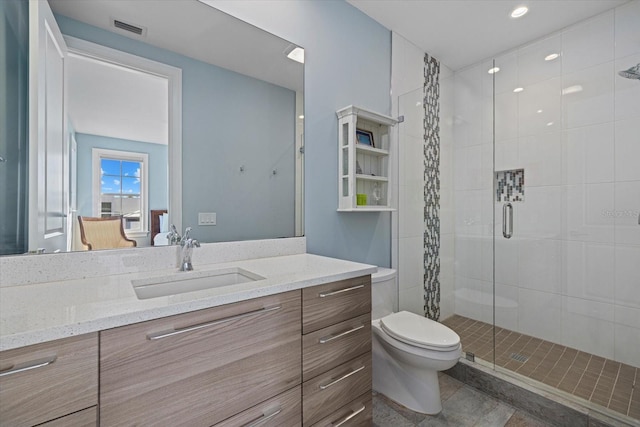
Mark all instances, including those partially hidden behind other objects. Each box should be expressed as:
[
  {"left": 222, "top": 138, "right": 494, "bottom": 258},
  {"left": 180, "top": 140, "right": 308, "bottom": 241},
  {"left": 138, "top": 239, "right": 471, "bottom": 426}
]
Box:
[
  {"left": 393, "top": 33, "right": 426, "bottom": 317},
  {"left": 452, "top": 1, "right": 640, "bottom": 367},
  {"left": 440, "top": 67, "right": 455, "bottom": 321},
  {"left": 392, "top": 33, "right": 454, "bottom": 320}
]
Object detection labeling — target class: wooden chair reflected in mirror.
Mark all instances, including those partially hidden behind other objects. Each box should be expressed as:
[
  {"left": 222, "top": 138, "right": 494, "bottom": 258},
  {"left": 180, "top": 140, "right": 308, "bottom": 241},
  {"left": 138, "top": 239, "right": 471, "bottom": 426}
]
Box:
[{"left": 77, "top": 216, "right": 137, "bottom": 250}]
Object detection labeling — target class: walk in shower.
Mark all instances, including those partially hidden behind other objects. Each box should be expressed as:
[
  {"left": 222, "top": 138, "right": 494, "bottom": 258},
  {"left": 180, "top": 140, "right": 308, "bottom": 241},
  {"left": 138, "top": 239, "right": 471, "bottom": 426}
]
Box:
[{"left": 396, "top": 0, "right": 639, "bottom": 423}]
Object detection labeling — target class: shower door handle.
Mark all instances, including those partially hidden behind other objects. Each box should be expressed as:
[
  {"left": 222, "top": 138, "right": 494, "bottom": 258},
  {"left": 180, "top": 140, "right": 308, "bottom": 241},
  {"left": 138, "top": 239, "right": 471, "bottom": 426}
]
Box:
[{"left": 503, "top": 203, "right": 513, "bottom": 239}]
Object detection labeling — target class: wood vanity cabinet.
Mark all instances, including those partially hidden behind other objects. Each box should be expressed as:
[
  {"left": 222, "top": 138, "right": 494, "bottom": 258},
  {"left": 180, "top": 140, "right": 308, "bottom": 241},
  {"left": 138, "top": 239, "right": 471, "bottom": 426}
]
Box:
[
  {"left": 37, "top": 407, "right": 98, "bottom": 427},
  {"left": 0, "top": 333, "right": 98, "bottom": 427},
  {"left": 99, "top": 291, "right": 301, "bottom": 427},
  {"left": 1, "top": 275, "right": 373, "bottom": 426},
  {"left": 302, "top": 276, "right": 373, "bottom": 426},
  {"left": 213, "top": 385, "right": 301, "bottom": 427}
]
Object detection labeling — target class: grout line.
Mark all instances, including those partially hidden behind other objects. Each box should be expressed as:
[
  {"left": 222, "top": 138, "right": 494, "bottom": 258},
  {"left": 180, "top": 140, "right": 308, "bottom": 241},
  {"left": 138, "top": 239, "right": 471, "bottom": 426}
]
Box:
[
  {"left": 510, "top": 335, "right": 533, "bottom": 363},
  {"left": 494, "top": 329, "right": 513, "bottom": 354},
  {"left": 457, "top": 317, "right": 476, "bottom": 333},
  {"left": 626, "top": 367, "right": 638, "bottom": 417},
  {"left": 556, "top": 348, "right": 579, "bottom": 387},
  {"left": 515, "top": 339, "right": 542, "bottom": 373},
  {"left": 571, "top": 353, "right": 593, "bottom": 395},
  {"left": 475, "top": 322, "right": 494, "bottom": 343},
  {"left": 527, "top": 339, "right": 556, "bottom": 376},
  {"left": 606, "top": 362, "right": 622, "bottom": 409},
  {"left": 588, "top": 357, "right": 609, "bottom": 402},
  {"left": 540, "top": 344, "right": 567, "bottom": 384},
  {"left": 499, "top": 329, "right": 524, "bottom": 356}
]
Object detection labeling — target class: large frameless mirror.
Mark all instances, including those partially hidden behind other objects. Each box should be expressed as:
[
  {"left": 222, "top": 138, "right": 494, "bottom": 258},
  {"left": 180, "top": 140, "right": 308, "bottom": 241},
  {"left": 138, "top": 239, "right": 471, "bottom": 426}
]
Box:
[{"left": 1, "top": 0, "right": 304, "bottom": 255}]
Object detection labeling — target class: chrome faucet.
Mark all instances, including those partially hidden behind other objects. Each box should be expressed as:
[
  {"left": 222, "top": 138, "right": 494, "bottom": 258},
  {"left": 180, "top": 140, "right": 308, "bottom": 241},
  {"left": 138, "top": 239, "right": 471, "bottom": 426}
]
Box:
[
  {"left": 179, "top": 227, "right": 200, "bottom": 271},
  {"left": 167, "top": 224, "right": 181, "bottom": 245}
]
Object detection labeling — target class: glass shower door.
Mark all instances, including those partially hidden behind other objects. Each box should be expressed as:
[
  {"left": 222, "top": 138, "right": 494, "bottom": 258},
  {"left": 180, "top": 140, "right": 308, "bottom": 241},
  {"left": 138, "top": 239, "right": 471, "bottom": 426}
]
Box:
[
  {"left": 447, "top": 4, "right": 638, "bottom": 421},
  {"left": 490, "top": 15, "right": 639, "bottom": 419}
]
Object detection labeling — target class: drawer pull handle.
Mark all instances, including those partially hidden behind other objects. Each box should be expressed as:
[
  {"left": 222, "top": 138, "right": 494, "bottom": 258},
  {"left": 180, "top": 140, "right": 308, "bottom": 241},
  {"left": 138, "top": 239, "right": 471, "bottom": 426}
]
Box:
[
  {"left": 0, "top": 356, "right": 57, "bottom": 377},
  {"left": 319, "top": 284, "right": 364, "bottom": 298},
  {"left": 331, "top": 404, "right": 366, "bottom": 427},
  {"left": 319, "top": 324, "right": 364, "bottom": 344},
  {"left": 243, "top": 406, "right": 282, "bottom": 427},
  {"left": 319, "top": 365, "right": 365, "bottom": 390},
  {"left": 147, "top": 305, "right": 281, "bottom": 340}
]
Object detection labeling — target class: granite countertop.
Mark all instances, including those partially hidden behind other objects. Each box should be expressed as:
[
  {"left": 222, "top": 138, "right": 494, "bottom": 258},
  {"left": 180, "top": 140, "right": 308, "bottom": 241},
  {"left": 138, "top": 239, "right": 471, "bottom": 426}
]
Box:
[{"left": 0, "top": 253, "right": 376, "bottom": 351}]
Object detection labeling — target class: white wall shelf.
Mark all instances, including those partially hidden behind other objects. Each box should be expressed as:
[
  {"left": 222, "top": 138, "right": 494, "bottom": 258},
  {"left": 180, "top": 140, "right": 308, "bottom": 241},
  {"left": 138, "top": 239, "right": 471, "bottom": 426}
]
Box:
[
  {"left": 337, "top": 105, "right": 397, "bottom": 211},
  {"left": 355, "top": 174, "right": 388, "bottom": 182},
  {"left": 337, "top": 207, "right": 396, "bottom": 212},
  {"left": 355, "top": 145, "right": 389, "bottom": 157}
]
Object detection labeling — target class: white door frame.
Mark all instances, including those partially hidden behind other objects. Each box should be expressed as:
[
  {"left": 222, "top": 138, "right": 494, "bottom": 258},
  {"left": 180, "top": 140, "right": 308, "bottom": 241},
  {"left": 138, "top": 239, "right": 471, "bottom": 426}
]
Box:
[
  {"left": 63, "top": 35, "right": 183, "bottom": 234},
  {"left": 28, "top": 0, "right": 68, "bottom": 253}
]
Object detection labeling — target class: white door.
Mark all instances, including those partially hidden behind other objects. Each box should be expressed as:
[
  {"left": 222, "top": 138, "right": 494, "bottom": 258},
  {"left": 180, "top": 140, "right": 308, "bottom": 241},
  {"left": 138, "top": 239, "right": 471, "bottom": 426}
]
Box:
[{"left": 28, "top": 0, "right": 68, "bottom": 253}]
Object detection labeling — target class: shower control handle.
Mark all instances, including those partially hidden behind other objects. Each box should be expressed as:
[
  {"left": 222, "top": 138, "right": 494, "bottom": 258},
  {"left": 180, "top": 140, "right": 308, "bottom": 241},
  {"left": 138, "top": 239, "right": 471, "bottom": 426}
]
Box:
[{"left": 503, "top": 203, "right": 513, "bottom": 239}]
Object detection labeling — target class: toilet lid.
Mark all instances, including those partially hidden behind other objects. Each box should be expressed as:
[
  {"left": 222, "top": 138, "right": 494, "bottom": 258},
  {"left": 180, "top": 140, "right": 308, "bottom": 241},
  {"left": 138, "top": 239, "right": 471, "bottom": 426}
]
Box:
[{"left": 380, "top": 311, "right": 460, "bottom": 350}]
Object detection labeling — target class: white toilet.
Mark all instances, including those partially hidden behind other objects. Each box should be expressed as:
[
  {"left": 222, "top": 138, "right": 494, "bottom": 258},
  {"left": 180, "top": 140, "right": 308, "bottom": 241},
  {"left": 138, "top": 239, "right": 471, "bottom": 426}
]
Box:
[{"left": 371, "top": 268, "right": 462, "bottom": 415}]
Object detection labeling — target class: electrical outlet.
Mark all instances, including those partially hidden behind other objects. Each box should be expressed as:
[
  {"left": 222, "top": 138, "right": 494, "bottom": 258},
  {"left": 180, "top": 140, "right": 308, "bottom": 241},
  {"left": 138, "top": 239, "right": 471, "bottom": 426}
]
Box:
[{"left": 198, "top": 212, "right": 216, "bottom": 226}]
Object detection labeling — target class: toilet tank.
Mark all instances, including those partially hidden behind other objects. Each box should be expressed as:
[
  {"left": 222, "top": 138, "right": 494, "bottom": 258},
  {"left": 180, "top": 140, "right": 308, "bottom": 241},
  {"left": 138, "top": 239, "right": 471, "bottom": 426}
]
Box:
[{"left": 371, "top": 268, "right": 397, "bottom": 319}]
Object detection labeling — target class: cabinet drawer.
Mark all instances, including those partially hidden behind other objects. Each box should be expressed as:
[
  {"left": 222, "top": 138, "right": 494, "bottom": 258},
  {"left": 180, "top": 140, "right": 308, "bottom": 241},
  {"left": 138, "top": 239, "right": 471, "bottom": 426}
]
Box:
[
  {"left": 302, "top": 353, "right": 371, "bottom": 426},
  {"left": 100, "top": 291, "right": 301, "bottom": 427},
  {"left": 38, "top": 406, "right": 97, "bottom": 427},
  {"left": 214, "top": 386, "right": 301, "bottom": 427},
  {"left": 0, "top": 333, "right": 98, "bottom": 427},
  {"left": 310, "top": 392, "right": 372, "bottom": 427},
  {"left": 302, "top": 276, "right": 371, "bottom": 334},
  {"left": 302, "top": 313, "right": 371, "bottom": 382}
]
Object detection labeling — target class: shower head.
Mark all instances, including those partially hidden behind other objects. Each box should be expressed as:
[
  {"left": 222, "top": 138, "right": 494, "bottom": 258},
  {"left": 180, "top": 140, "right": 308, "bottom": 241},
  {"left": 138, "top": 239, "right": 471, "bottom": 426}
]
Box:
[{"left": 618, "top": 63, "right": 640, "bottom": 80}]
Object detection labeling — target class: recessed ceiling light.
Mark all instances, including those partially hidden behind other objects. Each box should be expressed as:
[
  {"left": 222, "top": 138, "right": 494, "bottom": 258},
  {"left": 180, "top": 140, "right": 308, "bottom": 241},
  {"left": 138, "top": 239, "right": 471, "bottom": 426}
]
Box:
[
  {"left": 546, "top": 122, "right": 554, "bottom": 127},
  {"left": 511, "top": 6, "right": 528, "bottom": 18},
  {"left": 562, "top": 85, "right": 583, "bottom": 95},
  {"left": 488, "top": 67, "right": 500, "bottom": 74},
  {"left": 284, "top": 45, "right": 305, "bottom": 64},
  {"left": 513, "top": 87, "right": 524, "bottom": 93},
  {"left": 545, "top": 53, "right": 559, "bottom": 61},
  {"left": 298, "top": 115, "right": 304, "bottom": 119},
  {"left": 537, "top": 109, "right": 543, "bottom": 113}
]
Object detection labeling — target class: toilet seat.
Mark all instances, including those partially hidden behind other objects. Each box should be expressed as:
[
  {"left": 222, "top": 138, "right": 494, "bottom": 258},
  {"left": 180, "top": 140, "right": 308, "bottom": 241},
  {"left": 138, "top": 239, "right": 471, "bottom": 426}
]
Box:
[{"left": 380, "top": 311, "right": 460, "bottom": 351}]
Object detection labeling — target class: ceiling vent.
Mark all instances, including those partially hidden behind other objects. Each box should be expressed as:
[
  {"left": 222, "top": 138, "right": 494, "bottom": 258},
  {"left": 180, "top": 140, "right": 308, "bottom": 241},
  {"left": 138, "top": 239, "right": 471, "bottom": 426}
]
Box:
[{"left": 111, "top": 18, "right": 147, "bottom": 37}]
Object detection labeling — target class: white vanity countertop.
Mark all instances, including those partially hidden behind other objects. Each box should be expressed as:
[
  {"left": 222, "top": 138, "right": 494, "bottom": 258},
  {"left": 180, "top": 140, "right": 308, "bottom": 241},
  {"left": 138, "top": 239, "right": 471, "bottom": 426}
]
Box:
[{"left": 0, "top": 253, "right": 376, "bottom": 351}]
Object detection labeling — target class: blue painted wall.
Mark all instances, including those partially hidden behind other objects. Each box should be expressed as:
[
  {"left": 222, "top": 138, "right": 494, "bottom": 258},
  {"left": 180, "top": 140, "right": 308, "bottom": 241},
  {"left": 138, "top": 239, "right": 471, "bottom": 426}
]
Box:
[
  {"left": 56, "top": 14, "right": 296, "bottom": 243},
  {"left": 57, "top": 0, "right": 393, "bottom": 266},
  {"left": 211, "top": 1, "right": 393, "bottom": 267},
  {"left": 74, "top": 133, "right": 168, "bottom": 218}
]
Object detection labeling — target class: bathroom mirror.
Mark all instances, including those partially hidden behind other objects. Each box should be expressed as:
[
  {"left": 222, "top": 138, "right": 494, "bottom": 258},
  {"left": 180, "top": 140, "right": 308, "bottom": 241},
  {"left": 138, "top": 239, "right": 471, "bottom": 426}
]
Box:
[{"left": 3, "top": 0, "right": 304, "bottom": 255}]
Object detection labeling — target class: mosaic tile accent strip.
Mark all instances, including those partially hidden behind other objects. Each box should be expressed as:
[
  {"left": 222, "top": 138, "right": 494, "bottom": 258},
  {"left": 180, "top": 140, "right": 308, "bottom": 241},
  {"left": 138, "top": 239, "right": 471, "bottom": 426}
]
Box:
[
  {"left": 496, "top": 169, "right": 525, "bottom": 202},
  {"left": 423, "top": 53, "right": 441, "bottom": 321}
]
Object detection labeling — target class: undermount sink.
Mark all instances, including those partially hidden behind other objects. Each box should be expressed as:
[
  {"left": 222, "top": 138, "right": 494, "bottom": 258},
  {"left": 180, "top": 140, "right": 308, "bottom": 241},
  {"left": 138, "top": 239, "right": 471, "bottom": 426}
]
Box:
[{"left": 132, "top": 267, "right": 266, "bottom": 300}]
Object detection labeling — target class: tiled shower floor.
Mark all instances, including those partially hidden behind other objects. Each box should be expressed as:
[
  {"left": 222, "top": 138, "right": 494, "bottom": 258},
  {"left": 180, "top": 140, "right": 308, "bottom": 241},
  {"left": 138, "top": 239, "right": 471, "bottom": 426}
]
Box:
[{"left": 441, "top": 315, "right": 640, "bottom": 421}]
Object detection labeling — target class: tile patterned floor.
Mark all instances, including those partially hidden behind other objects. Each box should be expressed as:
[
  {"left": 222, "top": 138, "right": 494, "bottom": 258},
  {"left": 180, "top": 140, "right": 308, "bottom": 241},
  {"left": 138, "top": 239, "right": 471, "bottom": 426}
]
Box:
[
  {"left": 441, "top": 315, "right": 640, "bottom": 421},
  {"left": 373, "top": 373, "right": 552, "bottom": 426}
]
